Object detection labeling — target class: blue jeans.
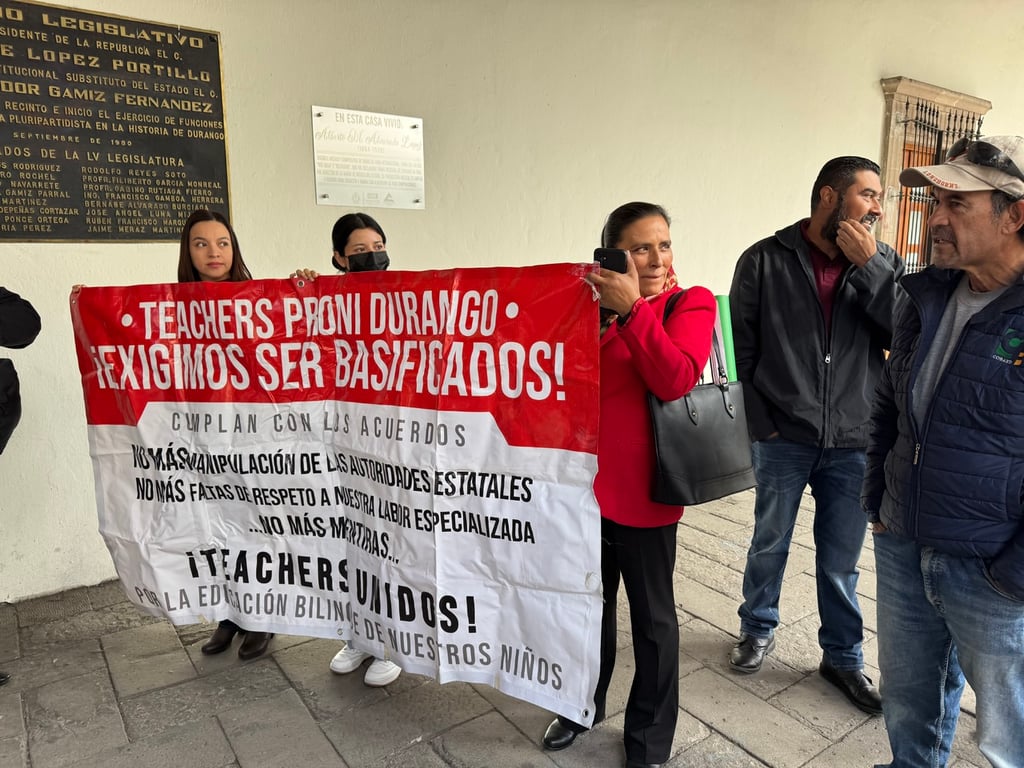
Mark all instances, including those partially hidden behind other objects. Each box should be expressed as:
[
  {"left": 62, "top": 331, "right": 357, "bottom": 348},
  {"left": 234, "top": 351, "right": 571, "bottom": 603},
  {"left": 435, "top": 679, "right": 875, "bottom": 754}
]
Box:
[
  {"left": 737, "top": 438, "right": 867, "bottom": 669},
  {"left": 874, "top": 532, "right": 1024, "bottom": 768}
]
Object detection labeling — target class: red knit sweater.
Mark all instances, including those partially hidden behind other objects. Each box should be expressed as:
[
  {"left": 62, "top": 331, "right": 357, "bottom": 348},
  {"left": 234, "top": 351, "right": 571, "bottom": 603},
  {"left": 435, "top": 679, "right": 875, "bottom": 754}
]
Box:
[{"left": 595, "top": 286, "right": 717, "bottom": 527}]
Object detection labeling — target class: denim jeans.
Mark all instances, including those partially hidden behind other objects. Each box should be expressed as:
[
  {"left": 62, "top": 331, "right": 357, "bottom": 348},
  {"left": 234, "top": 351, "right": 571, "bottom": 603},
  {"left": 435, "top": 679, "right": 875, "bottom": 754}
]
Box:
[
  {"left": 737, "top": 438, "right": 867, "bottom": 669},
  {"left": 873, "top": 532, "right": 1024, "bottom": 768}
]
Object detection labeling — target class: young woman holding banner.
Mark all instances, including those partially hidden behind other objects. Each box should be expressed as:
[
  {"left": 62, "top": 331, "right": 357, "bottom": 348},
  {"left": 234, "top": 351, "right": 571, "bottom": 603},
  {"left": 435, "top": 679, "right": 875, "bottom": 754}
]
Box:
[
  {"left": 179, "top": 208, "right": 323, "bottom": 660},
  {"left": 541, "top": 202, "right": 715, "bottom": 768},
  {"left": 176, "top": 209, "right": 273, "bottom": 660},
  {"left": 323, "top": 211, "right": 402, "bottom": 687}
]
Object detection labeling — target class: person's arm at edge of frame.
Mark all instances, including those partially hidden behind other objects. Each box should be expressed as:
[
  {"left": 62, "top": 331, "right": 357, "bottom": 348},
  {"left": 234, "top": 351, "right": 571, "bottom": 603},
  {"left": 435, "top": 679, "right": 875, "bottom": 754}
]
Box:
[
  {"left": 861, "top": 338, "right": 899, "bottom": 534},
  {"left": 0, "top": 287, "right": 41, "bottom": 349},
  {"left": 729, "top": 245, "right": 776, "bottom": 440}
]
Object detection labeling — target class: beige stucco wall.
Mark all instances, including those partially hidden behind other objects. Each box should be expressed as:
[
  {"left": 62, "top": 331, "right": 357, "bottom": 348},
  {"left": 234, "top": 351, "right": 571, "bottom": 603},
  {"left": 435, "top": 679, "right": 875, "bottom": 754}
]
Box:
[{"left": 2, "top": 0, "right": 1023, "bottom": 601}]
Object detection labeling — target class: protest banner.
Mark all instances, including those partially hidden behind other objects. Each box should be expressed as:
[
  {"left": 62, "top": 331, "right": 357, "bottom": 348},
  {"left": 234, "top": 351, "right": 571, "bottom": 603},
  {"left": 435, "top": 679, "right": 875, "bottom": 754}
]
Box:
[{"left": 70, "top": 264, "right": 602, "bottom": 724}]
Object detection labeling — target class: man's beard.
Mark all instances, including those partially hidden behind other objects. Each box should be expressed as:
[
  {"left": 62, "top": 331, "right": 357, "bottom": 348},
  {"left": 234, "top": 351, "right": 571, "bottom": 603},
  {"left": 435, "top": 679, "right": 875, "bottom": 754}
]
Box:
[
  {"left": 823, "top": 195, "right": 877, "bottom": 244},
  {"left": 823, "top": 198, "right": 848, "bottom": 244}
]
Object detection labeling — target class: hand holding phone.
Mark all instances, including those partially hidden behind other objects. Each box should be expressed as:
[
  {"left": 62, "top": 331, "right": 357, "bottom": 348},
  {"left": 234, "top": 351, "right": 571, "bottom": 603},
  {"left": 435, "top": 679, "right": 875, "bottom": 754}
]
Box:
[{"left": 594, "top": 247, "right": 629, "bottom": 274}]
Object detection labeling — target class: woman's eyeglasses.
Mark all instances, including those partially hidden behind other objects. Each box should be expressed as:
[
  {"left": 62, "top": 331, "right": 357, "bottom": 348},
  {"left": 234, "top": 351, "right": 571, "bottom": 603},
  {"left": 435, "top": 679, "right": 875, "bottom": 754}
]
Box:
[{"left": 946, "top": 138, "right": 1024, "bottom": 184}]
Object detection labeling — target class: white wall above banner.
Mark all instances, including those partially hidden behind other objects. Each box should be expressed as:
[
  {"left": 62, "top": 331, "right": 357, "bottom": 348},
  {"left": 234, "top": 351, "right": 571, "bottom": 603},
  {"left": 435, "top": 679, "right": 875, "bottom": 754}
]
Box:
[{"left": 311, "top": 106, "right": 425, "bottom": 210}]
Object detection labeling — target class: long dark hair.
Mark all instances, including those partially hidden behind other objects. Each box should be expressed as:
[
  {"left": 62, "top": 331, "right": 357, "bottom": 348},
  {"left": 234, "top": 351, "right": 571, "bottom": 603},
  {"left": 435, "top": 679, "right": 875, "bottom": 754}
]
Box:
[
  {"left": 177, "top": 209, "right": 252, "bottom": 283},
  {"left": 601, "top": 201, "right": 671, "bottom": 248},
  {"left": 331, "top": 212, "right": 387, "bottom": 270}
]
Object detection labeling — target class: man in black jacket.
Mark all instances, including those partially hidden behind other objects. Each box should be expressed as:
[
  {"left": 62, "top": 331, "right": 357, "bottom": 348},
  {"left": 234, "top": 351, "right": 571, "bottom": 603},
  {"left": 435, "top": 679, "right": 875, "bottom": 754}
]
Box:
[
  {"left": 727, "top": 157, "right": 903, "bottom": 715},
  {"left": 0, "top": 285, "right": 41, "bottom": 686}
]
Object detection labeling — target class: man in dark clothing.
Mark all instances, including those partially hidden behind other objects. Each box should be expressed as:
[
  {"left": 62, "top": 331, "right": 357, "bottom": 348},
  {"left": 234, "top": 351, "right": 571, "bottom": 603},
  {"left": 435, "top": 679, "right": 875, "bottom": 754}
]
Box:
[
  {"left": 0, "top": 285, "right": 41, "bottom": 685},
  {"left": 864, "top": 136, "right": 1024, "bottom": 768},
  {"left": 728, "top": 157, "right": 903, "bottom": 716}
]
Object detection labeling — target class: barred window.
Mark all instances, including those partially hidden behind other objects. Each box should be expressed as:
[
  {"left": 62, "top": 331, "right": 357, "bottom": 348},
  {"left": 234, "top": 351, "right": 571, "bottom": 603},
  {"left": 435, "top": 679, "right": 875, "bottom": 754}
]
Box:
[{"left": 878, "top": 77, "right": 991, "bottom": 273}]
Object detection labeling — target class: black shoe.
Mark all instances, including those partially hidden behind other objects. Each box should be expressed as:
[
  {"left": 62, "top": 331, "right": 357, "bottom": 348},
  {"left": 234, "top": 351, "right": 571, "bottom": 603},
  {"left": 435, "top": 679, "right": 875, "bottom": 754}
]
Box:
[
  {"left": 0, "top": 671, "right": 9, "bottom": 686},
  {"left": 201, "top": 621, "right": 239, "bottom": 655},
  {"left": 238, "top": 631, "right": 273, "bottom": 660},
  {"left": 626, "top": 761, "right": 663, "bottom": 768},
  {"left": 819, "top": 662, "right": 882, "bottom": 715},
  {"left": 729, "top": 633, "right": 775, "bottom": 674},
  {"left": 542, "top": 718, "right": 587, "bottom": 750}
]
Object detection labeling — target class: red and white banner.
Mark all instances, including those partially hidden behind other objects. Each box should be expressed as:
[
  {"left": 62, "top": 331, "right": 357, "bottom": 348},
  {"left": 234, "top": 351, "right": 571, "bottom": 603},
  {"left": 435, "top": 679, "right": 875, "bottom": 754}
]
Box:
[{"left": 71, "top": 264, "right": 602, "bottom": 723}]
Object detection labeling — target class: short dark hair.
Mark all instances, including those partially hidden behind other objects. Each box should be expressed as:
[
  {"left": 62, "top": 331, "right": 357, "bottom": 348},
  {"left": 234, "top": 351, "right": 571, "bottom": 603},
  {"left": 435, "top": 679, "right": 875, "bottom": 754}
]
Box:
[
  {"left": 177, "top": 209, "right": 252, "bottom": 283},
  {"left": 810, "top": 156, "right": 881, "bottom": 212},
  {"left": 601, "top": 202, "right": 670, "bottom": 248},
  {"left": 991, "top": 190, "right": 1024, "bottom": 243},
  {"left": 331, "top": 212, "right": 387, "bottom": 269}
]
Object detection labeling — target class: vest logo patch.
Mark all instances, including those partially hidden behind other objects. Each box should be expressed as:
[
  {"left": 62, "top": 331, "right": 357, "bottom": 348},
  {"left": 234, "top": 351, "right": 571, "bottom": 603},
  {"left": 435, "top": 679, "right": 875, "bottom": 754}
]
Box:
[{"left": 993, "top": 327, "right": 1024, "bottom": 366}]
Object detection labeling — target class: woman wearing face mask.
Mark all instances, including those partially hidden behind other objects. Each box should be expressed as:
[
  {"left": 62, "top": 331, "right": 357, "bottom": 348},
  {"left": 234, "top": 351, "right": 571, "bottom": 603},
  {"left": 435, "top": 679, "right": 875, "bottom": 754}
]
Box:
[
  {"left": 541, "top": 202, "right": 715, "bottom": 768},
  {"left": 326, "top": 211, "right": 402, "bottom": 687},
  {"left": 330, "top": 212, "right": 390, "bottom": 273}
]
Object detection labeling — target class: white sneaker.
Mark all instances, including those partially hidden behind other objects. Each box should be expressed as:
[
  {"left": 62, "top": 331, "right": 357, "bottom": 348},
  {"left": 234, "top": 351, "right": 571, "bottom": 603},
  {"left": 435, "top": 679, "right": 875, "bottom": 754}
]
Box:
[
  {"left": 329, "top": 645, "right": 371, "bottom": 674},
  {"left": 363, "top": 658, "right": 401, "bottom": 687}
]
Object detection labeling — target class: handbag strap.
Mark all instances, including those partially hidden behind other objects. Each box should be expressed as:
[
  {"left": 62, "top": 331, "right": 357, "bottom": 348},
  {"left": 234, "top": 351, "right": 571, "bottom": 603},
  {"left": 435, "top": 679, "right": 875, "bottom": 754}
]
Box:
[{"left": 661, "top": 290, "right": 729, "bottom": 387}]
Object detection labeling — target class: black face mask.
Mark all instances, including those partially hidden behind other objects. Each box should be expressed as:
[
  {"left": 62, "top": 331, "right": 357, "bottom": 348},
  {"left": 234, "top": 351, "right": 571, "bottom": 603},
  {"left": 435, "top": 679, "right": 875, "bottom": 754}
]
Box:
[{"left": 346, "top": 250, "right": 390, "bottom": 272}]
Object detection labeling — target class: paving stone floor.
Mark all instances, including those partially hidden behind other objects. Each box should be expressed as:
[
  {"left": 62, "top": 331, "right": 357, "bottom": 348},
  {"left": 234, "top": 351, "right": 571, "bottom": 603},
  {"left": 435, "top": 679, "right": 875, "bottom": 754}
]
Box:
[{"left": 0, "top": 490, "right": 986, "bottom": 767}]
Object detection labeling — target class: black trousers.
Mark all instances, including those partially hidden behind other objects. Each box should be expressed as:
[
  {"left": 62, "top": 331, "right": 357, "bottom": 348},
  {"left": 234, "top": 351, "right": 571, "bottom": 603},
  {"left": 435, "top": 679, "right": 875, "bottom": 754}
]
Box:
[{"left": 561, "top": 517, "right": 680, "bottom": 763}]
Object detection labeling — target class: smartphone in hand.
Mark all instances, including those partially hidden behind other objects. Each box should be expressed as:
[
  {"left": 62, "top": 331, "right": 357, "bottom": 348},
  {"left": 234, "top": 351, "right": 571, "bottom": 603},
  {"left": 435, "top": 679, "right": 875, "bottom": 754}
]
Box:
[{"left": 594, "top": 247, "right": 629, "bottom": 274}]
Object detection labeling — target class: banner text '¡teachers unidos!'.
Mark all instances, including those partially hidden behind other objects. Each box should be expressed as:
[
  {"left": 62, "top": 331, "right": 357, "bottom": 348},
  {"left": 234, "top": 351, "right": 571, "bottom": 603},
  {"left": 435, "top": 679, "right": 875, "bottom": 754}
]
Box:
[{"left": 83, "top": 290, "right": 568, "bottom": 400}]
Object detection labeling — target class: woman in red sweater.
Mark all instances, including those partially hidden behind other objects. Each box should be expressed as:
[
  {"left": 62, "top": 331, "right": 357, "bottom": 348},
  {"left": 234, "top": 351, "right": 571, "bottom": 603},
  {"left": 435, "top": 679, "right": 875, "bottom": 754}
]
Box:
[{"left": 543, "top": 202, "right": 715, "bottom": 768}]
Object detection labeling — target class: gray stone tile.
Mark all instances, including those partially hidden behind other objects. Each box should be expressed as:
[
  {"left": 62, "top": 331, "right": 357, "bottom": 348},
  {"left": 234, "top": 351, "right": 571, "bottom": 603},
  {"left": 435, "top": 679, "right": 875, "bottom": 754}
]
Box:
[
  {"left": 860, "top": 593, "right": 878, "bottom": 634},
  {"left": 676, "top": 548, "right": 744, "bottom": 598},
  {"left": 322, "top": 680, "right": 491, "bottom": 766},
  {"left": 680, "top": 668, "right": 829, "bottom": 767},
  {"left": 368, "top": 742, "right": 449, "bottom": 768},
  {"left": 0, "top": 735, "right": 27, "bottom": 768},
  {"left": 120, "top": 659, "right": 293, "bottom": 739},
  {"left": 0, "top": 624, "right": 18, "bottom": 664},
  {"left": 85, "top": 580, "right": 131, "bottom": 610},
  {"left": 0, "top": 688, "right": 25, "bottom": 740},
  {"left": 680, "top": 526, "right": 749, "bottom": 569},
  {"left": 432, "top": 710, "right": 558, "bottom": 767},
  {"left": 770, "top": 669, "right": 880, "bottom": 740},
  {"left": 679, "top": 619, "right": 801, "bottom": 699},
  {"left": 0, "top": 638, "right": 106, "bottom": 694},
  {"left": 668, "top": 732, "right": 768, "bottom": 767},
  {"left": 776, "top": 571, "right": 819, "bottom": 629},
  {"left": 801, "top": 716, "right": 890, "bottom": 767},
  {"left": 220, "top": 688, "right": 347, "bottom": 766},
  {"left": 63, "top": 717, "right": 234, "bottom": 768},
  {"left": 19, "top": 603, "right": 160, "bottom": 651},
  {"left": 271, "top": 637, "right": 391, "bottom": 720},
  {"left": 24, "top": 669, "right": 126, "bottom": 768},
  {"left": 16, "top": 589, "right": 92, "bottom": 627},
  {"left": 469, "top": 684, "right": 554, "bottom": 747},
  {"left": 951, "top": 711, "right": 986, "bottom": 767},
  {"left": 682, "top": 506, "right": 748, "bottom": 537},
  {"left": 102, "top": 622, "right": 197, "bottom": 697},
  {"left": 0, "top": 604, "right": 15, "bottom": 627},
  {"left": 677, "top": 579, "right": 739, "bottom": 636}
]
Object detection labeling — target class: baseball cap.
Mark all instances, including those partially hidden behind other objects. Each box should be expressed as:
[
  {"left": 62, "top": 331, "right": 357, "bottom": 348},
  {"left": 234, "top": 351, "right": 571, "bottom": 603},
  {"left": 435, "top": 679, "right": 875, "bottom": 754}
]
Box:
[{"left": 899, "top": 135, "right": 1024, "bottom": 199}]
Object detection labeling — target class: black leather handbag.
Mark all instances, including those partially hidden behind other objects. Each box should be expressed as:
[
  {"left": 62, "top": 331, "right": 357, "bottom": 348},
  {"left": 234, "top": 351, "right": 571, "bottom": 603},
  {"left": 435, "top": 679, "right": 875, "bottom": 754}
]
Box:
[{"left": 647, "top": 293, "right": 756, "bottom": 506}]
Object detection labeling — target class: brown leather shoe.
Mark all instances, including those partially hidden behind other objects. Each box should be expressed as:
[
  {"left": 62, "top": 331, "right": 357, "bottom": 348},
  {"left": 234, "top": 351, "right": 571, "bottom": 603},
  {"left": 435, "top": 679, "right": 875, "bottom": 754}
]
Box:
[
  {"left": 238, "top": 631, "right": 273, "bottom": 660},
  {"left": 201, "top": 621, "right": 239, "bottom": 655}
]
